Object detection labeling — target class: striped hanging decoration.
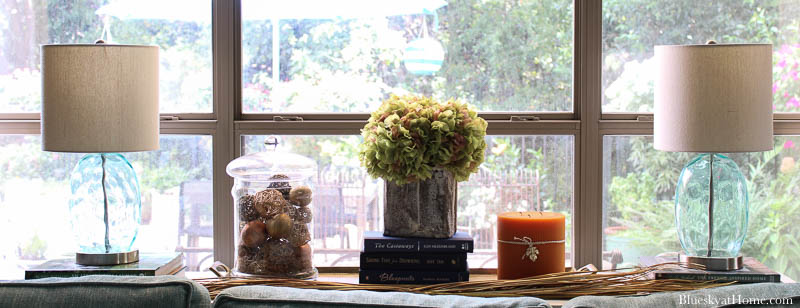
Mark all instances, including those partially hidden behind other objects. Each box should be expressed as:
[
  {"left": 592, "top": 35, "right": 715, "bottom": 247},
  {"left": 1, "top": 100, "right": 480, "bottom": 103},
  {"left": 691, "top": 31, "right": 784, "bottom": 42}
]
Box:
[{"left": 403, "top": 37, "right": 444, "bottom": 76}]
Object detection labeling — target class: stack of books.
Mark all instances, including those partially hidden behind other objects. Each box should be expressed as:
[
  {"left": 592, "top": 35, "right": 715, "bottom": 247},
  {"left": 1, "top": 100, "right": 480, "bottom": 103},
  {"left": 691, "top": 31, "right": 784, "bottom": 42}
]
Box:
[
  {"left": 359, "top": 231, "right": 473, "bottom": 284},
  {"left": 25, "top": 252, "right": 185, "bottom": 280},
  {"left": 639, "top": 255, "right": 781, "bottom": 283}
]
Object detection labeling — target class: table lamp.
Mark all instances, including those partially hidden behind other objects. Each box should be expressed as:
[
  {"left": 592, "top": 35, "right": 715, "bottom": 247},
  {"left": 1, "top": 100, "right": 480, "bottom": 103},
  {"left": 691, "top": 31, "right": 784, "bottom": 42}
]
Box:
[
  {"left": 41, "top": 42, "right": 159, "bottom": 265},
  {"left": 654, "top": 42, "right": 772, "bottom": 271}
]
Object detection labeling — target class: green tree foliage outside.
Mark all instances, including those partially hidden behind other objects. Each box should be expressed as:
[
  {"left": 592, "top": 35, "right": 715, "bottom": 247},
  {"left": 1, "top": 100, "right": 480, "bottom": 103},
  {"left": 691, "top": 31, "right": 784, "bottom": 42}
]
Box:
[{"left": 241, "top": 0, "right": 572, "bottom": 113}]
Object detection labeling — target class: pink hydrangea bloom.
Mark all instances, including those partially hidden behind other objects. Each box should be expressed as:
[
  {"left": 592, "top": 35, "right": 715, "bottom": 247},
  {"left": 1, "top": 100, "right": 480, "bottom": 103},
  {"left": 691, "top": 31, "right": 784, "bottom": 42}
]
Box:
[{"left": 785, "top": 140, "right": 795, "bottom": 149}]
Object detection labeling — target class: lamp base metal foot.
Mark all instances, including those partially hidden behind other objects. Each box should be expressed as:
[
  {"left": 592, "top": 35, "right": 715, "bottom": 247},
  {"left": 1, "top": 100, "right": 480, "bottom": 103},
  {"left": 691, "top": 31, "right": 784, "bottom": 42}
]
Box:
[
  {"left": 76, "top": 250, "right": 139, "bottom": 265},
  {"left": 679, "top": 254, "right": 743, "bottom": 271}
]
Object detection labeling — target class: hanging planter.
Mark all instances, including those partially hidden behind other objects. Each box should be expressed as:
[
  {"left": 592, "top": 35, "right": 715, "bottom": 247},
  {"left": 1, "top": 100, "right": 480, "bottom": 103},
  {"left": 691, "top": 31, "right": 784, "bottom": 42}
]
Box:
[
  {"left": 403, "top": 11, "right": 445, "bottom": 76},
  {"left": 359, "top": 95, "right": 487, "bottom": 238},
  {"left": 403, "top": 37, "right": 445, "bottom": 76}
]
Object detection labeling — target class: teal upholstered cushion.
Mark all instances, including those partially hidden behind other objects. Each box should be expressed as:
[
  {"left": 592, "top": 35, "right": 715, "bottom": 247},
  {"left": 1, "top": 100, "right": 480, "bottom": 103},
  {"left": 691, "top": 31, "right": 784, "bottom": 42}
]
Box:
[
  {"left": 213, "top": 285, "right": 550, "bottom": 308},
  {"left": 563, "top": 283, "right": 800, "bottom": 308},
  {"left": 0, "top": 275, "right": 211, "bottom": 308}
]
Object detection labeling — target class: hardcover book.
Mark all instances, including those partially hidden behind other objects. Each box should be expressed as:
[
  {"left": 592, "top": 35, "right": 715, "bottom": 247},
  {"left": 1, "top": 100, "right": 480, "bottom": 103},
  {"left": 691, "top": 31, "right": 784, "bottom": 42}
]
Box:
[
  {"left": 25, "top": 252, "right": 184, "bottom": 280},
  {"left": 359, "top": 269, "right": 469, "bottom": 284},
  {"left": 360, "top": 252, "right": 468, "bottom": 271},
  {"left": 363, "top": 231, "right": 473, "bottom": 253},
  {"left": 639, "top": 255, "right": 781, "bottom": 283}
]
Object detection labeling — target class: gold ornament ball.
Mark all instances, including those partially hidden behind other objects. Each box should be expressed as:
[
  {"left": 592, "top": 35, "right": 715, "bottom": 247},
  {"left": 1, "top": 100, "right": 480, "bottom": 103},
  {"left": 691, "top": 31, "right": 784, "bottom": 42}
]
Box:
[
  {"left": 289, "top": 186, "right": 313, "bottom": 206},
  {"left": 266, "top": 213, "right": 293, "bottom": 239}
]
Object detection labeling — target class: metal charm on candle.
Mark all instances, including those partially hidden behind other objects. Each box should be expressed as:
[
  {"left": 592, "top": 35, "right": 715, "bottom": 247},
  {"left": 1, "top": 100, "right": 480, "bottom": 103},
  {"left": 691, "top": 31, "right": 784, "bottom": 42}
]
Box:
[{"left": 497, "top": 236, "right": 566, "bottom": 263}]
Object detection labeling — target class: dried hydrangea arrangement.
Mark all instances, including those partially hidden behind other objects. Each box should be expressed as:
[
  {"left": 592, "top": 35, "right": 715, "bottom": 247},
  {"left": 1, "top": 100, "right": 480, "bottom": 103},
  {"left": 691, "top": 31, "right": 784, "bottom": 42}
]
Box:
[{"left": 358, "top": 94, "right": 488, "bottom": 185}]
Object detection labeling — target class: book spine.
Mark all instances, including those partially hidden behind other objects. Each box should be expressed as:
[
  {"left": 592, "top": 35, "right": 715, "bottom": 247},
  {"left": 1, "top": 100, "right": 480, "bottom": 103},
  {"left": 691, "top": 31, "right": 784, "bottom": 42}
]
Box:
[
  {"left": 363, "top": 239, "right": 473, "bottom": 253},
  {"left": 360, "top": 253, "right": 467, "bottom": 271},
  {"left": 25, "top": 271, "right": 154, "bottom": 280},
  {"left": 419, "top": 239, "right": 473, "bottom": 253},
  {"left": 655, "top": 272, "right": 781, "bottom": 283},
  {"left": 363, "top": 239, "right": 419, "bottom": 252},
  {"left": 359, "top": 270, "right": 469, "bottom": 284}
]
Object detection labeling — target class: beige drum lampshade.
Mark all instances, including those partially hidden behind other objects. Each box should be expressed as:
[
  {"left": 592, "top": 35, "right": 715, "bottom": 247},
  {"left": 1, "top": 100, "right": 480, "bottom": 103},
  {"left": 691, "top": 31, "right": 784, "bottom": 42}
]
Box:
[
  {"left": 41, "top": 44, "right": 159, "bottom": 152},
  {"left": 654, "top": 43, "right": 773, "bottom": 153}
]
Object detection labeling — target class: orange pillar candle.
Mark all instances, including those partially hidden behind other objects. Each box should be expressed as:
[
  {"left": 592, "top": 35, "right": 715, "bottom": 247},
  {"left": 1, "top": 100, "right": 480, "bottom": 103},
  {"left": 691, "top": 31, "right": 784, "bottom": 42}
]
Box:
[{"left": 497, "top": 211, "right": 565, "bottom": 279}]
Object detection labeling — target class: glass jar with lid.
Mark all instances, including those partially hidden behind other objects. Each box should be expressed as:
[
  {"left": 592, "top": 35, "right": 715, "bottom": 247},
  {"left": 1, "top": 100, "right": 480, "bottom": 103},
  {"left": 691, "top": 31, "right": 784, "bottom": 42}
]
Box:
[{"left": 226, "top": 137, "right": 317, "bottom": 279}]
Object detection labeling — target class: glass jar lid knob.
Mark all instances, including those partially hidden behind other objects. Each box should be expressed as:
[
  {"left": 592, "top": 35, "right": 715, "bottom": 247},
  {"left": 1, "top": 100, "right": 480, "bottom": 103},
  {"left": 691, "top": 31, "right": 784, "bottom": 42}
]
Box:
[{"left": 265, "top": 135, "right": 280, "bottom": 151}]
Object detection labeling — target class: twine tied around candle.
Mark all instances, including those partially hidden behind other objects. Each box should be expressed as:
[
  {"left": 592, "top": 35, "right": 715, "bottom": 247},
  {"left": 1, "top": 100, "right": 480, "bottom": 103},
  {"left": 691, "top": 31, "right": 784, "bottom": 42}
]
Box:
[{"left": 497, "top": 236, "right": 566, "bottom": 263}]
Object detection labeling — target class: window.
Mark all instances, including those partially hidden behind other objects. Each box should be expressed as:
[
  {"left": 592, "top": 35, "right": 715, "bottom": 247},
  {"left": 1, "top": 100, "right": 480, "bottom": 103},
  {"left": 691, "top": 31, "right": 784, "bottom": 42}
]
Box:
[
  {"left": 3, "top": 0, "right": 800, "bottom": 280},
  {"left": 0, "top": 0, "right": 212, "bottom": 113},
  {"left": 603, "top": 0, "right": 800, "bottom": 113},
  {"left": 601, "top": 0, "right": 800, "bottom": 279},
  {"left": 603, "top": 136, "right": 800, "bottom": 278},
  {"left": 0, "top": 0, "right": 214, "bottom": 279},
  {"left": 235, "top": 0, "right": 576, "bottom": 270},
  {"left": 0, "top": 135, "right": 212, "bottom": 278}
]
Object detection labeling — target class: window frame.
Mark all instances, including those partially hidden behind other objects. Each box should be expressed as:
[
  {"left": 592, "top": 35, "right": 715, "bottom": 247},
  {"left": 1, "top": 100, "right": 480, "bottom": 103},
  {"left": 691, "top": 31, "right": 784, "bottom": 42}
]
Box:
[
  {"left": 595, "top": 0, "right": 800, "bottom": 271},
  {"left": 0, "top": 0, "right": 589, "bottom": 269},
  {"left": 0, "top": 0, "right": 221, "bottom": 271},
  {"left": 0, "top": 0, "right": 596, "bottom": 270},
  {"left": 14, "top": 0, "right": 800, "bottom": 271},
  {"left": 221, "top": 0, "right": 590, "bottom": 269}
]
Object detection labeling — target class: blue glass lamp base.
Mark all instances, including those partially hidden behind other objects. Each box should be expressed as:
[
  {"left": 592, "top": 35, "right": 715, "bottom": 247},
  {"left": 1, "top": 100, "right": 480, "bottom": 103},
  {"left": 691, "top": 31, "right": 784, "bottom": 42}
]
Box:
[
  {"left": 675, "top": 153, "right": 748, "bottom": 265},
  {"left": 69, "top": 153, "right": 142, "bottom": 264}
]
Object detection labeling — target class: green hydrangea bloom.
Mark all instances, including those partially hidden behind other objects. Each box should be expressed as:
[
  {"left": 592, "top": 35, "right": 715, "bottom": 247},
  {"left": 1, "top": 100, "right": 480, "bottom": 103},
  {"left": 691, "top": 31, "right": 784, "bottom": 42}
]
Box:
[{"left": 359, "top": 95, "right": 488, "bottom": 185}]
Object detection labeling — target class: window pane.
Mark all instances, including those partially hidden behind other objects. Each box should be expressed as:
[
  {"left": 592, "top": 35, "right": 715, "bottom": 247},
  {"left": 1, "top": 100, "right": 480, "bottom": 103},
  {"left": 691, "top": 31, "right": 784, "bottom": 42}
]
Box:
[
  {"left": 241, "top": 0, "right": 573, "bottom": 113},
  {"left": 459, "top": 135, "right": 574, "bottom": 268},
  {"left": 242, "top": 135, "right": 573, "bottom": 268},
  {"left": 0, "top": 135, "right": 212, "bottom": 279},
  {"left": 0, "top": 0, "right": 212, "bottom": 113},
  {"left": 603, "top": 1, "right": 800, "bottom": 112},
  {"left": 242, "top": 135, "right": 380, "bottom": 267},
  {"left": 603, "top": 136, "right": 800, "bottom": 280}
]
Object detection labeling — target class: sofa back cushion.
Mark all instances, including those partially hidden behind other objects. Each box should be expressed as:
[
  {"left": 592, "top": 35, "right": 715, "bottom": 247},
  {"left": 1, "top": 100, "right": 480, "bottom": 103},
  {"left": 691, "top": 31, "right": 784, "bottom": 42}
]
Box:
[
  {"left": 0, "top": 275, "right": 211, "bottom": 308},
  {"left": 213, "top": 285, "right": 549, "bottom": 308},
  {"left": 563, "top": 282, "right": 800, "bottom": 308}
]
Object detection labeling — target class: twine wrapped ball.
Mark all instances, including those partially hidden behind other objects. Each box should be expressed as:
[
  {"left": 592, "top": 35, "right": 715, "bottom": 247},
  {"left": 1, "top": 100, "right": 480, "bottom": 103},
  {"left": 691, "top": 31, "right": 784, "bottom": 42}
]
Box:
[
  {"left": 293, "top": 206, "right": 312, "bottom": 224},
  {"left": 238, "top": 194, "right": 259, "bottom": 222},
  {"left": 288, "top": 223, "right": 311, "bottom": 247},
  {"left": 268, "top": 174, "right": 292, "bottom": 200},
  {"left": 254, "top": 189, "right": 286, "bottom": 219}
]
